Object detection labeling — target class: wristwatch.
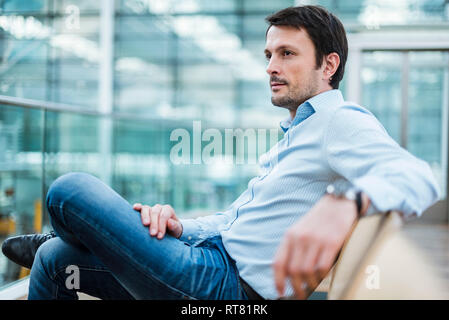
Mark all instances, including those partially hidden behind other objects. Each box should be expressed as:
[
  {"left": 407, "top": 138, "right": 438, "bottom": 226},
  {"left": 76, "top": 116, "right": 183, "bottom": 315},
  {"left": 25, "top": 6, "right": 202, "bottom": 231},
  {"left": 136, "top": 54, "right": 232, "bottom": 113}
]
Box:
[{"left": 325, "top": 180, "right": 363, "bottom": 217}]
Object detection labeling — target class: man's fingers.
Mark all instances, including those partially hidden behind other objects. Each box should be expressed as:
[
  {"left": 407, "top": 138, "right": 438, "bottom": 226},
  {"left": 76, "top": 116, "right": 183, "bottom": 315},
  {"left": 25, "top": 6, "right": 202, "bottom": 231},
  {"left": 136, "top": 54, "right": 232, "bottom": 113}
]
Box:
[
  {"left": 287, "top": 244, "right": 307, "bottom": 300},
  {"left": 273, "top": 237, "right": 292, "bottom": 298},
  {"left": 167, "top": 218, "right": 183, "bottom": 238},
  {"left": 157, "top": 205, "right": 173, "bottom": 239},
  {"left": 315, "top": 245, "right": 339, "bottom": 280},
  {"left": 140, "top": 205, "right": 151, "bottom": 226},
  {"left": 149, "top": 204, "right": 162, "bottom": 236},
  {"left": 299, "top": 244, "right": 321, "bottom": 293},
  {"left": 135, "top": 203, "right": 181, "bottom": 240}
]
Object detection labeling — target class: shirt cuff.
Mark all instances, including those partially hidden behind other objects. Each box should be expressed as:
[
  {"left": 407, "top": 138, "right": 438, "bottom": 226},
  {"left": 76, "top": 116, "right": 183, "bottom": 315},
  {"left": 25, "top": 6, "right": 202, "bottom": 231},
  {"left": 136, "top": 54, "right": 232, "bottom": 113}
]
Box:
[
  {"left": 178, "top": 218, "right": 203, "bottom": 244},
  {"left": 353, "top": 175, "right": 418, "bottom": 218}
]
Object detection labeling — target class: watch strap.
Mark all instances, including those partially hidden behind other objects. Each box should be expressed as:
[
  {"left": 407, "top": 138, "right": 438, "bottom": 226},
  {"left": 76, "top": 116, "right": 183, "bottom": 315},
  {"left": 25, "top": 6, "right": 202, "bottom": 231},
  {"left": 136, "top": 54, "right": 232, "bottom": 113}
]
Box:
[
  {"left": 355, "top": 190, "right": 363, "bottom": 217},
  {"left": 326, "top": 183, "right": 364, "bottom": 217}
]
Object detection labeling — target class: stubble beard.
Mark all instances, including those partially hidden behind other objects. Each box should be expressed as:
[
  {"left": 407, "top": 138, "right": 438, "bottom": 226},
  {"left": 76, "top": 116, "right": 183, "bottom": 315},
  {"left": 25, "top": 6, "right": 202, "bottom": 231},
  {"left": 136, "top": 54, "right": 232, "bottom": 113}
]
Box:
[{"left": 271, "top": 75, "right": 320, "bottom": 112}]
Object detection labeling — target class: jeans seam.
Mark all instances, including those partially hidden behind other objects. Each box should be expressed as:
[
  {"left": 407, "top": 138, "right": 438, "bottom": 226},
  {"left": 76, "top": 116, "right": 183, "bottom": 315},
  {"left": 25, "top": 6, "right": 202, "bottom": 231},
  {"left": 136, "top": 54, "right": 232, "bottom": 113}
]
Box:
[
  {"left": 49, "top": 204, "right": 197, "bottom": 300},
  {"left": 51, "top": 261, "right": 113, "bottom": 279},
  {"left": 202, "top": 236, "right": 244, "bottom": 300},
  {"left": 51, "top": 265, "right": 111, "bottom": 282}
]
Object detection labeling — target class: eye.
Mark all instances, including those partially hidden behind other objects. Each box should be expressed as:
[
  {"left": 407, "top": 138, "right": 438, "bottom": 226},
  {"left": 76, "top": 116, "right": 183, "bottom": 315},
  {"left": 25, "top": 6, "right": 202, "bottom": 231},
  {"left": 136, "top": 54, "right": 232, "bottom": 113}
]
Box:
[
  {"left": 265, "top": 53, "right": 271, "bottom": 61},
  {"left": 283, "top": 50, "right": 293, "bottom": 56}
]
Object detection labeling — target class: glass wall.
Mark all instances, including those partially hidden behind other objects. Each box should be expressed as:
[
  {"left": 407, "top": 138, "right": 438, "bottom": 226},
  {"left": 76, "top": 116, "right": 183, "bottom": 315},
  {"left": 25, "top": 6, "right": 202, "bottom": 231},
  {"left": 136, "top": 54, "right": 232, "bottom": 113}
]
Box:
[
  {"left": 362, "top": 51, "right": 449, "bottom": 198},
  {"left": 408, "top": 51, "right": 448, "bottom": 196},
  {"left": 0, "top": 105, "right": 43, "bottom": 284},
  {"left": 361, "top": 52, "right": 402, "bottom": 142},
  {"left": 1, "top": 0, "right": 448, "bottom": 288}
]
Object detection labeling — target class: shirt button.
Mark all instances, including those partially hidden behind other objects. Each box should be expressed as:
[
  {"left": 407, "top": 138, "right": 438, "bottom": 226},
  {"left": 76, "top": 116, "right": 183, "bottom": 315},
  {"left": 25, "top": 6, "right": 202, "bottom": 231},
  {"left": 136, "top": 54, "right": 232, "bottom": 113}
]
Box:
[{"left": 187, "top": 236, "right": 192, "bottom": 240}]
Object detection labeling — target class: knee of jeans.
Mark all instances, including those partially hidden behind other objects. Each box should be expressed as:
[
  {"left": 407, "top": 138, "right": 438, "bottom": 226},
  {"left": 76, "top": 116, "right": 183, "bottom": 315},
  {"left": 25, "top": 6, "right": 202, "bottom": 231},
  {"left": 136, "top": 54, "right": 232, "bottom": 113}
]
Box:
[
  {"left": 32, "top": 237, "right": 65, "bottom": 276},
  {"left": 46, "top": 172, "right": 97, "bottom": 209}
]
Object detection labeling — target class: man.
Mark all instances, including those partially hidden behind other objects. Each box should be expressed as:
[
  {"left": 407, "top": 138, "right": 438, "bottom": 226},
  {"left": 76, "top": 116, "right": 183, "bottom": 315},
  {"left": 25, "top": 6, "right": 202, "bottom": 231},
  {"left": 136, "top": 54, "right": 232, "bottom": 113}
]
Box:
[{"left": 2, "top": 6, "right": 439, "bottom": 300}]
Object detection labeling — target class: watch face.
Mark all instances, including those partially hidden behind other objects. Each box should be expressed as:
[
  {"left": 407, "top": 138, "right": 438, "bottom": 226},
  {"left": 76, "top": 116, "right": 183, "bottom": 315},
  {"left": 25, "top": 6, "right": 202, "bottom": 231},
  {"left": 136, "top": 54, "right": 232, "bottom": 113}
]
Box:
[{"left": 344, "top": 189, "right": 357, "bottom": 200}]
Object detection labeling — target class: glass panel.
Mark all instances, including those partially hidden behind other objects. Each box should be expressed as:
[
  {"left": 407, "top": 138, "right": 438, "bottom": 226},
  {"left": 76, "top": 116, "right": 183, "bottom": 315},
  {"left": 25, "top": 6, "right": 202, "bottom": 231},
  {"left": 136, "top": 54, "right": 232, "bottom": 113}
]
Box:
[
  {"left": 114, "top": 15, "right": 173, "bottom": 114},
  {"left": 112, "top": 118, "right": 281, "bottom": 217},
  {"left": 361, "top": 51, "right": 402, "bottom": 143},
  {"left": 43, "top": 111, "right": 102, "bottom": 175},
  {"left": 362, "top": 50, "right": 448, "bottom": 200},
  {"left": 42, "top": 111, "right": 104, "bottom": 226},
  {"left": 117, "top": 0, "right": 237, "bottom": 14},
  {"left": 1, "top": 0, "right": 48, "bottom": 13},
  {"left": 0, "top": 105, "right": 43, "bottom": 287},
  {"left": 407, "top": 51, "right": 448, "bottom": 198},
  {"left": 0, "top": 0, "right": 100, "bottom": 108},
  {"left": 243, "top": 0, "right": 295, "bottom": 12},
  {"left": 53, "top": 0, "right": 101, "bottom": 13},
  {"left": 316, "top": 0, "right": 449, "bottom": 29}
]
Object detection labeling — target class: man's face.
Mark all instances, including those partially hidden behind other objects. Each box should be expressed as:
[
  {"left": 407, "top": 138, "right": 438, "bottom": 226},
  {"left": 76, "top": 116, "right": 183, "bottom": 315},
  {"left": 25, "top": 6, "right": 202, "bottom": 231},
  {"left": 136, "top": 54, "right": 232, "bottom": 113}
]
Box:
[{"left": 264, "top": 25, "right": 322, "bottom": 111}]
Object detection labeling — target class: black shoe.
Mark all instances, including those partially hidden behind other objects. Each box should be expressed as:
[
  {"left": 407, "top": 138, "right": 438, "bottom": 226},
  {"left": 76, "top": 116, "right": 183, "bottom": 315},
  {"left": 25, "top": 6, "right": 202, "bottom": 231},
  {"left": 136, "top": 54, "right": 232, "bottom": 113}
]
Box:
[{"left": 1, "top": 231, "right": 57, "bottom": 269}]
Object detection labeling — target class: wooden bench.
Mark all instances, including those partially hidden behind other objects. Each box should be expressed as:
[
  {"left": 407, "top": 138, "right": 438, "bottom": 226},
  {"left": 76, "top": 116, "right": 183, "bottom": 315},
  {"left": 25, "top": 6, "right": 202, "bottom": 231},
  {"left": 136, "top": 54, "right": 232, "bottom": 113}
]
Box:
[{"left": 323, "top": 211, "right": 449, "bottom": 299}]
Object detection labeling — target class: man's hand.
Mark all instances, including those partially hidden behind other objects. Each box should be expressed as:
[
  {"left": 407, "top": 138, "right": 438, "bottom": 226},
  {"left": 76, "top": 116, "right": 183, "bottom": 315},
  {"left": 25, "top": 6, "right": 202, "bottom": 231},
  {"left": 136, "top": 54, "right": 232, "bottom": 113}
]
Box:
[
  {"left": 273, "top": 194, "right": 360, "bottom": 299},
  {"left": 133, "top": 203, "right": 183, "bottom": 240}
]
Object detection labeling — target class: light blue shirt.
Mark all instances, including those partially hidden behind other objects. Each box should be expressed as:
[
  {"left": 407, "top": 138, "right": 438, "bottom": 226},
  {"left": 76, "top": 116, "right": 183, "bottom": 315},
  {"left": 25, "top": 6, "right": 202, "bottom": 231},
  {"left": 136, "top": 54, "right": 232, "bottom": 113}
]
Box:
[{"left": 179, "top": 89, "right": 440, "bottom": 299}]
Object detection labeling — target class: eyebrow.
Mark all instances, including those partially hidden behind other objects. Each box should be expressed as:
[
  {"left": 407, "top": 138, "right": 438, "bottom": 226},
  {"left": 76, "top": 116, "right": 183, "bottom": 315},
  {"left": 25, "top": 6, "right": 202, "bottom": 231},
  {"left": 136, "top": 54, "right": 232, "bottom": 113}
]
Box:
[{"left": 264, "top": 45, "right": 298, "bottom": 55}]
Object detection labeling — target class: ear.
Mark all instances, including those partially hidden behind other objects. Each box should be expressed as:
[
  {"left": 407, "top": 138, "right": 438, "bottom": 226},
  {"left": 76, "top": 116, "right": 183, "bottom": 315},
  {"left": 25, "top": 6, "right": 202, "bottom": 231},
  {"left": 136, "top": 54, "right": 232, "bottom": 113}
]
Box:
[{"left": 322, "top": 52, "right": 340, "bottom": 84}]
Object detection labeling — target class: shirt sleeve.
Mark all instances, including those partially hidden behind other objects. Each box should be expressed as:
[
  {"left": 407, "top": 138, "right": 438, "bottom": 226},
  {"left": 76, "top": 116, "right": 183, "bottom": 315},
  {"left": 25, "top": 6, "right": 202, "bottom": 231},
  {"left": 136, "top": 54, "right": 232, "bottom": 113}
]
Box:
[
  {"left": 178, "top": 209, "right": 236, "bottom": 245},
  {"left": 324, "top": 105, "right": 441, "bottom": 220}
]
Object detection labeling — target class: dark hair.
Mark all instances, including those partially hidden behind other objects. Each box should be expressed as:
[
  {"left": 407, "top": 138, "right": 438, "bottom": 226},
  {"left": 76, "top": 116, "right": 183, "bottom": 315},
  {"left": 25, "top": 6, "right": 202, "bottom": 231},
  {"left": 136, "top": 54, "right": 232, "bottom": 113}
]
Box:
[{"left": 265, "top": 6, "right": 348, "bottom": 89}]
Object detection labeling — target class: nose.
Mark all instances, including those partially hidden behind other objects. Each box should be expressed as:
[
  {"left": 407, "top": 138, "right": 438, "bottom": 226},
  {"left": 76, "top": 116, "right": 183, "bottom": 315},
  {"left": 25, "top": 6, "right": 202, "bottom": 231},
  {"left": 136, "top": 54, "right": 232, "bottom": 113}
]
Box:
[{"left": 266, "top": 55, "right": 281, "bottom": 76}]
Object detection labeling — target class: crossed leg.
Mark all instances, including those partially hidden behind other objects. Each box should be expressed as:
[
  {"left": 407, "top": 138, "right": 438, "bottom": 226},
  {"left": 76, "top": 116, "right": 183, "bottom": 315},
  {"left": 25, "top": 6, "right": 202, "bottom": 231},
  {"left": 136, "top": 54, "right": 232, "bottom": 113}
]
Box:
[{"left": 28, "top": 172, "right": 246, "bottom": 300}]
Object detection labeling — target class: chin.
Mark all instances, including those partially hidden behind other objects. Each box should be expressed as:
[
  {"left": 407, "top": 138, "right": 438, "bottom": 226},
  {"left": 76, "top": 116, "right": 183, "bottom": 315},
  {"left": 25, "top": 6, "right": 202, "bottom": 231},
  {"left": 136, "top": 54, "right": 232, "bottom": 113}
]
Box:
[{"left": 271, "top": 97, "right": 292, "bottom": 109}]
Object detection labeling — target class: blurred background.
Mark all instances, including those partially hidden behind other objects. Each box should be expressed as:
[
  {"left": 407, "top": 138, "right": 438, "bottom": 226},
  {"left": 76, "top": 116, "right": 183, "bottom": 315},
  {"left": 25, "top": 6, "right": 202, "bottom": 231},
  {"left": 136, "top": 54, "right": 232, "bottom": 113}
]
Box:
[{"left": 0, "top": 0, "right": 448, "bottom": 290}]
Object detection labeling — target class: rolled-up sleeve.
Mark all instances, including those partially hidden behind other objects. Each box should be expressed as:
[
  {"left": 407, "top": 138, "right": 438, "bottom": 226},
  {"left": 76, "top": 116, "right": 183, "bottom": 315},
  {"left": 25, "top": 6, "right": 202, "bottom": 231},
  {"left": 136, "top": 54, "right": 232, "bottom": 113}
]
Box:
[{"left": 324, "top": 105, "right": 441, "bottom": 219}]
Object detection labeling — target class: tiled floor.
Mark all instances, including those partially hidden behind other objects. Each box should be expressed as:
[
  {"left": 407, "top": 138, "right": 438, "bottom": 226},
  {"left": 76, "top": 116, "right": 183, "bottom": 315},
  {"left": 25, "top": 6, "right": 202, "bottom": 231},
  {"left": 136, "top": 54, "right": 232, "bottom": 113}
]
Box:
[{"left": 401, "top": 223, "right": 449, "bottom": 293}]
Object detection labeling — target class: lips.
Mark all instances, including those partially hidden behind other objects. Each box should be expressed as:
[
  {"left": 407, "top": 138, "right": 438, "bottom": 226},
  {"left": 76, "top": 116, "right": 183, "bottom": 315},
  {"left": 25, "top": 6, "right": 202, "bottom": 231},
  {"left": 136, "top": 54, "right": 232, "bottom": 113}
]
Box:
[{"left": 271, "top": 82, "right": 287, "bottom": 89}]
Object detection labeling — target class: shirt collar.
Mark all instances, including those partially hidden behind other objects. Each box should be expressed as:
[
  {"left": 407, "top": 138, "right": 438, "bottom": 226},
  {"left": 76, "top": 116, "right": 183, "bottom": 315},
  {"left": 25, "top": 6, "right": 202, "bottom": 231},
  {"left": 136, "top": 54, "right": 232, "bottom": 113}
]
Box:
[
  {"left": 279, "top": 117, "right": 292, "bottom": 133},
  {"left": 306, "top": 89, "right": 344, "bottom": 113},
  {"left": 279, "top": 89, "right": 344, "bottom": 132}
]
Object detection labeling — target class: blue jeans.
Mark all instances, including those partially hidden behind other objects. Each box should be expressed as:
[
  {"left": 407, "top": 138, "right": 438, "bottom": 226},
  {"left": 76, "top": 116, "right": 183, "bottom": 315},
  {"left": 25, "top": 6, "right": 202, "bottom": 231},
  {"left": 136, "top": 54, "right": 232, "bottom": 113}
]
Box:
[{"left": 28, "top": 172, "right": 248, "bottom": 300}]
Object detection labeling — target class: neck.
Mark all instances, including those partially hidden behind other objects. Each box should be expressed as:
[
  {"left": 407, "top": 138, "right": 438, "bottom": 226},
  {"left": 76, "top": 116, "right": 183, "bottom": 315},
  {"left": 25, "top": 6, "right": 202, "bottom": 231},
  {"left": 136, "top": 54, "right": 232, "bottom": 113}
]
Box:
[
  {"left": 289, "top": 109, "right": 297, "bottom": 119},
  {"left": 288, "top": 86, "right": 333, "bottom": 120}
]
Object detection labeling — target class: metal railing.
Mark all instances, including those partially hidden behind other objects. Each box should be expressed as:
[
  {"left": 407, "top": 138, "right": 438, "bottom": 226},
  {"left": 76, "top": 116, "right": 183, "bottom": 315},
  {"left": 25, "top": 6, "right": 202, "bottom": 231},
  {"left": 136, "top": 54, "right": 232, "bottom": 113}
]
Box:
[{"left": 0, "top": 94, "right": 195, "bottom": 127}]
